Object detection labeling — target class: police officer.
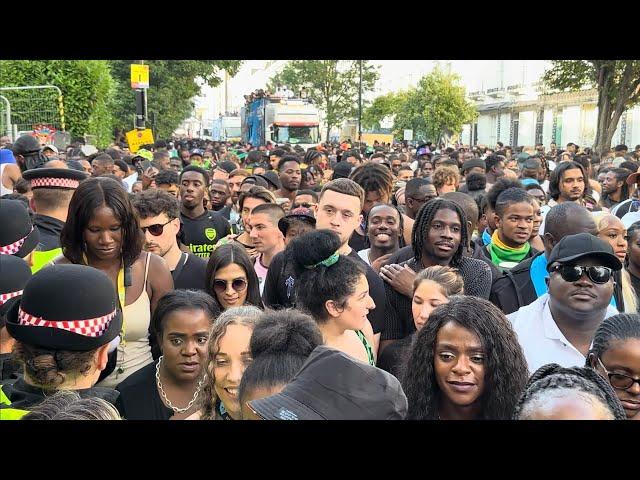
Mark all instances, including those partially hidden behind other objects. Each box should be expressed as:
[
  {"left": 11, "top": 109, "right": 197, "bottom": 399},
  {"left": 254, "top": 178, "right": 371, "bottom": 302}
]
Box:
[
  {"left": 0, "top": 265, "right": 123, "bottom": 419},
  {"left": 0, "top": 255, "right": 32, "bottom": 381},
  {"left": 22, "top": 168, "right": 89, "bottom": 273},
  {"left": 0, "top": 199, "right": 40, "bottom": 268}
]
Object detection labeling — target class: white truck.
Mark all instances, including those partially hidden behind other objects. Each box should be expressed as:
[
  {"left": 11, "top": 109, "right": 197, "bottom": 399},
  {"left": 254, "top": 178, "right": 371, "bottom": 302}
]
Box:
[
  {"left": 212, "top": 115, "right": 241, "bottom": 142},
  {"left": 241, "top": 96, "right": 320, "bottom": 149}
]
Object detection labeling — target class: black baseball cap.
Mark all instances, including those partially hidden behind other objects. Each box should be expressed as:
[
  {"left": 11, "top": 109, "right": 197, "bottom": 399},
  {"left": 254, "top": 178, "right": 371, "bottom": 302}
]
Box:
[
  {"left": 461, "top": 158, "right": 486, "bottom": 173},
  {"left": 278, "top": 207, "right": 316, "bottom": 236},
  {"left": 547, "top": 233, "right": 622, "bottom": 272},
  {"left": 259, "top": 171, "right": 282, "bottom": 190},
  {"left": 247, "top": 345, "right": 408, "bottom": 420}
]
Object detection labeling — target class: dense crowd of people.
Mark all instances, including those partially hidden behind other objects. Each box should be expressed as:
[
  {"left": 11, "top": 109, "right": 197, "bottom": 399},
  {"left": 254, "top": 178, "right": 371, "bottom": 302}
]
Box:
[{"left": 1, "top": 133, "right": 640, "bottom": 420}]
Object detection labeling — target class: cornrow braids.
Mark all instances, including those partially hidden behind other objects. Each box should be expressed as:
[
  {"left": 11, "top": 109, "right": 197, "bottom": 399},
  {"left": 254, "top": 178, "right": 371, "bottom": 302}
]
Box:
[
  {"left": 412, "top": 198, "right": 468, "bottom": 268},
  {"left": 513, "top": 364, "right": 626, "bottom": 420},
  {"left": 349, "top": 163, "right": 394, "bottom": 199},
  {"left": 362, "top": 202, "right": 406, "bottom": 249},
  {"left": 587, "top": 313, "right": 640, "bottom": 366}
]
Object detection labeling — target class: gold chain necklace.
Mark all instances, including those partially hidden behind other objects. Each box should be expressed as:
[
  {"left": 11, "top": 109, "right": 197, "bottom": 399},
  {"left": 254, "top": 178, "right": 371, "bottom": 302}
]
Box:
[{"left": 155, "top": 356, "right": 206, "bottom": 414}]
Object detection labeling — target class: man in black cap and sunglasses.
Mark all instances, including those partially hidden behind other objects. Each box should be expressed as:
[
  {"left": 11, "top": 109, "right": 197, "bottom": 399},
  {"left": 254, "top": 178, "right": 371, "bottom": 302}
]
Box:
[{"left": 508, "top": 232, "right": 620, "bottom": 373}]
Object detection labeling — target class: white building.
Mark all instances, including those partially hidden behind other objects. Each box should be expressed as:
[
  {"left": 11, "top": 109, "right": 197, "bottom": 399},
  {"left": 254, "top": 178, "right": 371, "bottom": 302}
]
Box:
[{"left": 457, "top": 60, "right": 639, "bottom": 150}]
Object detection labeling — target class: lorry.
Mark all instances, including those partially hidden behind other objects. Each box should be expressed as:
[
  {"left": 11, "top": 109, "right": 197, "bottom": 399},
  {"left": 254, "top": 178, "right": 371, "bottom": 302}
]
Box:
[
  {"left": 212, "top": 115, "right": 242, "bottom": 142},
  {"left": 241, "top": 96, "right": 320, "bottom": 150}
]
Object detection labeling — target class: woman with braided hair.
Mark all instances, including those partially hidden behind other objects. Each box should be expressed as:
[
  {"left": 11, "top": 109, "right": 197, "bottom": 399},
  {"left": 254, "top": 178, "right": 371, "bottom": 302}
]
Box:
[
  {"left": 587, "top": 313, "right": 640, "bottom": 420},
  {"left": 402, "top": 296, "right": 528, "bottom": 420},
  {"left": 348, "top": 163, "right": 414, "bottom": 251},
  {"left": 513, "top": 363, "right": 626, "bottom": 420},
  {"left": 288, "top": 229, "right": 377, "bottom": 366}
]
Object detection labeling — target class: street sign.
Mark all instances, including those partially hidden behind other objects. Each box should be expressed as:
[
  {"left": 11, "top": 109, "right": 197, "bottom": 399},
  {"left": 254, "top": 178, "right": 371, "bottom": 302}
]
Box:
[
  {"left": 403, "top": 129, "right": 413, "bottom": 141},
  {"left": 125, "top": 128, "right": 154, "bottom": 153},
  {"left": 131, "top": 64, "right": 150, "bottom": 89}
]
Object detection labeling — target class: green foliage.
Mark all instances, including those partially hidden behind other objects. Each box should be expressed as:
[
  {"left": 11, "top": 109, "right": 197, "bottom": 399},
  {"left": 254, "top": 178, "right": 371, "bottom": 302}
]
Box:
[
  {"left": 267, "top": 60, "right": 379, "bottom": 141},
  {"left": 543, "top": 60, "right": 640, "bottom": 153},
  {"left": 362, "top": 92, "right": 407, "bottom": 131},
  {"left": 109, "top": 61, "right": 242, "bottom": 140},
  {"left": 0, "top": 60, "right": 115, "bottom": 147},
  {"left": 371, "top": 67, "right": 477, "bottom": 143}
]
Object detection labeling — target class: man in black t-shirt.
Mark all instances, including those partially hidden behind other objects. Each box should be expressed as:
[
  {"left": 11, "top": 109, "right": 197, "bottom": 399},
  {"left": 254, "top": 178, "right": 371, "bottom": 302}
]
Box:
[
  {"left": 179, "top": 166, "right": 231, "bottom": 259},
  {"left": 132, "top": 189, "right": 209, "bottom": 290},
  {"left": 264, "top": 179, "right": 386, "bottom": 353}
]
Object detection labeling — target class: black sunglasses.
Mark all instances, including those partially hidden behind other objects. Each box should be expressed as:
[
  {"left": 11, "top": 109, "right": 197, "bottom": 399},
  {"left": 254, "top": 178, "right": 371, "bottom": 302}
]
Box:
[
  {"left": 213, "top": 278, "right": 247, "bottom": 294},
  {"left": 551, "top": 264, "right": 613, "bottom": 284},
  {"left": 140, "top": 219, "right": 173, "bottom": 236}
]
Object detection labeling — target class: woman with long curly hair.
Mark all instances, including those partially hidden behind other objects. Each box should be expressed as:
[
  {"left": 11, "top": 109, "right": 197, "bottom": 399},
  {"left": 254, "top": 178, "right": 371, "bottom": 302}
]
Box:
[
  {"left": 188, "top": 306, "right": 262, "bottom": 420},
  {"left": 402, "top": 295, "right": 528, "bottom": 420}
]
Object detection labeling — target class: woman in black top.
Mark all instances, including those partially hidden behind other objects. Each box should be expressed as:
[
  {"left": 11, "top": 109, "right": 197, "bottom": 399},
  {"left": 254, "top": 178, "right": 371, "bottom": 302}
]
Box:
[
  {"left": 377, "top": 266, "right": 463, "bottom": 379},
  {"left": 402, "top": 296, "right": 528, "bottom": 420},
  {"left": 116, "top": 290, "right": 220, "bottom": 420}
]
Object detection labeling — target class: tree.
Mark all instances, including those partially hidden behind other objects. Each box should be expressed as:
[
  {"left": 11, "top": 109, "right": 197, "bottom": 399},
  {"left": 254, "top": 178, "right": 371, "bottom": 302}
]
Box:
[
  {"left": 267, "top": 60, "right": 379, "bottom": 142},
  {"left": 392, "top": 67, "right": 477, "bottom": 143},
  {"left": 0, "top": 60, "right": 115, "bottom": 146},
  {"left": 543, "top": 60, "right": 640, "bottom": 155},
  {"left": 362, "top": 92, "right": 407, "bottom": 131},
  {"left": 109, "top": 61, "right": 242, "bottom": 140}
]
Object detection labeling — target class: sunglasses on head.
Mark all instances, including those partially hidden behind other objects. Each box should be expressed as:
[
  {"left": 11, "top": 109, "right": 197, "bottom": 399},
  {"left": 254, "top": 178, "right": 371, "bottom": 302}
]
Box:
[
  {"left": 213, "top": 278, "right": 248, "bottom": 294},
  {"left": 140, "top": 219, "right": 173, "bottom": 236},
  {"left": 551, "top": 264, "right": 613, "bottom": 284}
]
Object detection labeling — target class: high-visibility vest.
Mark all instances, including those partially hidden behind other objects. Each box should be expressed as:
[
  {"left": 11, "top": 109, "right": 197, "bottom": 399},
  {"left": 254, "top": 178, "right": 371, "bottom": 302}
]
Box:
[
  {"left": 0, "top": 386, "right": 29, "bottom": 420},
  {"left": 30, "top": 248, "right": 63, "bottom": 274}
]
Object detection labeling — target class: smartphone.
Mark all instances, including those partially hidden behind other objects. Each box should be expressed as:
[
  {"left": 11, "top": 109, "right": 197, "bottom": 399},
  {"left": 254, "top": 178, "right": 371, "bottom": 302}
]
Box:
[{"left": 141, "top": 159, "right": 153, "bottom": 171}]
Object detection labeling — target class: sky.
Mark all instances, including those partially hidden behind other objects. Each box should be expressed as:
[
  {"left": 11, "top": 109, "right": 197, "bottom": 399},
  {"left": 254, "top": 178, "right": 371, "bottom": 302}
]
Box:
[{"left": 196, "top": 60, "right": 551, "bottom": 120}]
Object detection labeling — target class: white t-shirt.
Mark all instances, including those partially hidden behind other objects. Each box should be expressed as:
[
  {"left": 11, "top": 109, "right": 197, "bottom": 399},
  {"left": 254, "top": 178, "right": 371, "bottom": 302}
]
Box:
[
  {"left": 357, "top": 248, "right": 371, "bottom": 266},
  {"left": 507, "top": 293, "right": 618, "bottom": 373}
]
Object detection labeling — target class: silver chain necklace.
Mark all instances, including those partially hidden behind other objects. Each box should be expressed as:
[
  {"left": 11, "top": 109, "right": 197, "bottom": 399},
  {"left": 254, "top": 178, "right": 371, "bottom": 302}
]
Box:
[{"left": 155, "top": 356, "right": 206, "bottom": 414}]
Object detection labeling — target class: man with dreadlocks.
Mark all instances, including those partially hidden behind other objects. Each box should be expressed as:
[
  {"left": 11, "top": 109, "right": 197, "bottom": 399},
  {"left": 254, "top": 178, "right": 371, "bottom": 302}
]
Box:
[
  {"left": 513, "top": 364, "right": 626, "bottom": 420},
  {"left": 380, "top": 198, "right": 492, "bottom": 348},
  {"left": 348, "top": 163, "right": 414, "bottom": 252},
  {"left": 587, "top": 313, "right": 640, "bottom": 420}
]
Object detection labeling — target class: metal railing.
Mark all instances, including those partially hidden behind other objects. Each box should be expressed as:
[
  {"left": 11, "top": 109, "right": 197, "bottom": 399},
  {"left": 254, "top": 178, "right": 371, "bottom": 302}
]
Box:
[{"left": 0, "top": 85, "right": 65, "bottom": 142}]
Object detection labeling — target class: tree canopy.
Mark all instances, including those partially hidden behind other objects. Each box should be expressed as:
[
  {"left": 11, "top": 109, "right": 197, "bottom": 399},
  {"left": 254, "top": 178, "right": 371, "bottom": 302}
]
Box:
[
  {"left": 365, "top": 67, "right": 477, "bottom": 143},
  {"left": 543, "top": 60, "right": 640, "bottom": 154}
]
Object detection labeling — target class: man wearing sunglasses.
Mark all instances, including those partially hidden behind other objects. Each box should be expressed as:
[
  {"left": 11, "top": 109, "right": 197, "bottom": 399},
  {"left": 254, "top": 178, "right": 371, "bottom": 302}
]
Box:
[
  {"left": 508, "top": 232, "right": 621, "bottom": 373},
  {"left": 132, "top": 189, "right": 208, "bottom": 291}
]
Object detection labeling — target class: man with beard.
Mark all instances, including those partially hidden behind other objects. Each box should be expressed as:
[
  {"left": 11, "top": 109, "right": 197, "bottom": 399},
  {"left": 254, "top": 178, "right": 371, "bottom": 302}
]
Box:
[
  {"left": 179, "top": 165, "right": 231, "bottom": 259},
  {"left": 275, "top": 155, "right": 301, "bottom": 205},
  {"left": 380, "top": 198, "right": 492, "bottom": 349},
  {"left": 10, "top": 135, "right": 47, "bottom": 173},
  {"left": 508, "top": 233, "right": 620, "bottom": 372},
  {"left": 600, "top": 167, "right": 631, "bottom": 210},
  {"left": 132, "top": 189, "right": 208, "bottom": 290}
]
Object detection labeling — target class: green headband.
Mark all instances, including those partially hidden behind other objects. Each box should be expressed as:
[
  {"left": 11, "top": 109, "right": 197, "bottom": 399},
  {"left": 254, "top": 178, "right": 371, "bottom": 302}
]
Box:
[{"left": 307, "top": 251, "right": 340, "bottom": 269}]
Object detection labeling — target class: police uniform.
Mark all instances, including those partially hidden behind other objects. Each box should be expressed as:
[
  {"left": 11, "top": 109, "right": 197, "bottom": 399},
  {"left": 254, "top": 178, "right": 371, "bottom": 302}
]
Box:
[
  {"left": 22, "top": 168, "right": 88, "bottom": 273},
  {"left": 0, "top": 265, "right": 123, "bottom": 420},
  {"left": 0, "top": 256, "right": 32, "bottom": 383}
]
